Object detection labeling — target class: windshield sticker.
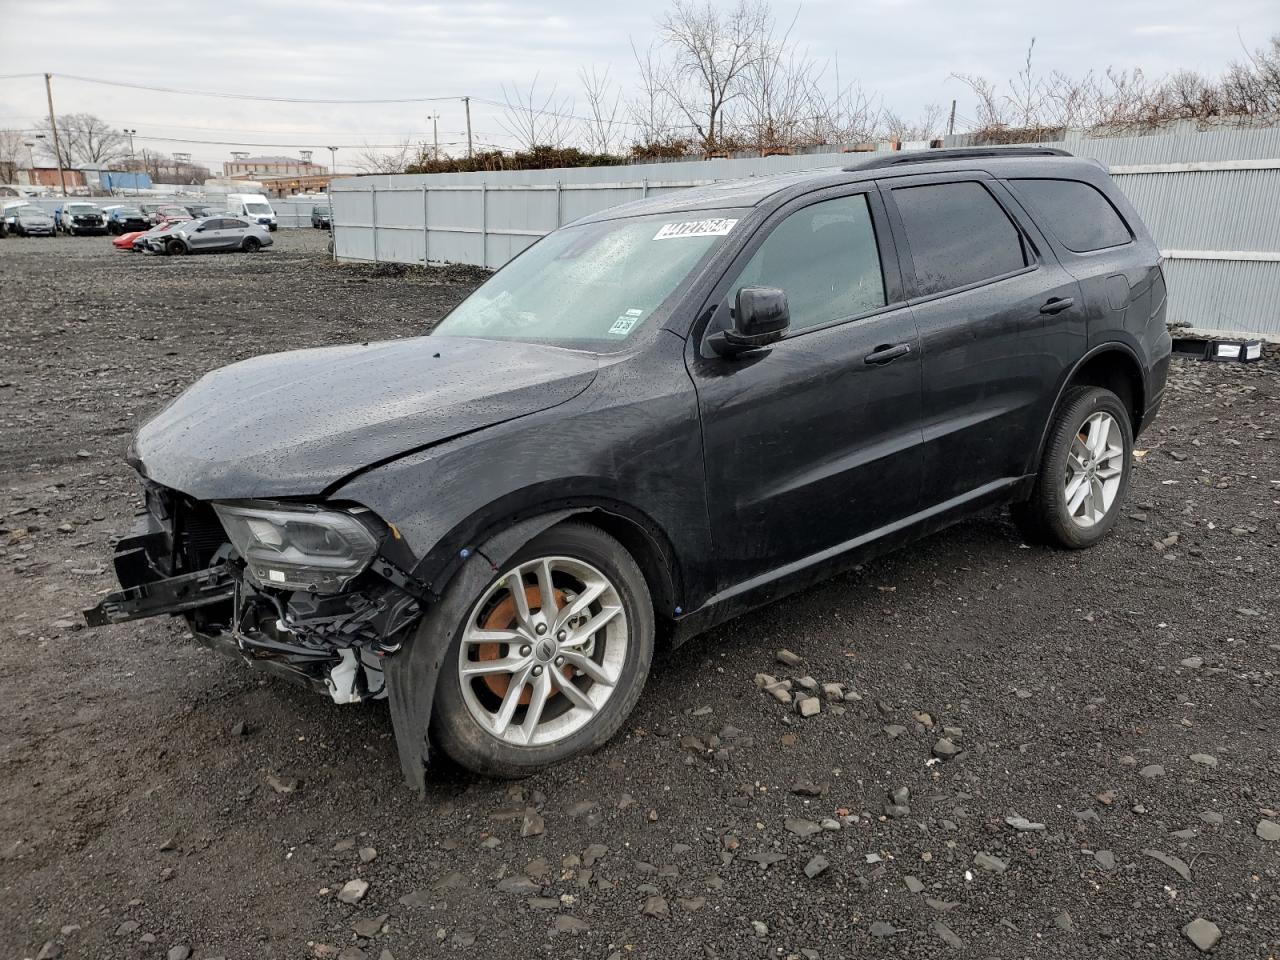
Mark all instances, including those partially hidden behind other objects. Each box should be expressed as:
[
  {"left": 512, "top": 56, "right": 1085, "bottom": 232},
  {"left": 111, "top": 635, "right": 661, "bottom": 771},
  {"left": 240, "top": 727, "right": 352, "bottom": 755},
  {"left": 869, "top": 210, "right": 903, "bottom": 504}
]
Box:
[
  {"left": 652, "top": 217, "right": 739, "bottom": 241},
  {"left": 608, "top": 308, "right": 645, "bottom": 336}
]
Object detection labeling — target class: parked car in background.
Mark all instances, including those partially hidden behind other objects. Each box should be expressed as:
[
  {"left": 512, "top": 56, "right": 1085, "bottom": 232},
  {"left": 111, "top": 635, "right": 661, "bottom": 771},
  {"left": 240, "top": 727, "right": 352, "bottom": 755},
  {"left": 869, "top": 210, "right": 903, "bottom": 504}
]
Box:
[
  {"left": 9, "top": 204, "right": 56, "bottom": 237},
  {"left": 155, "top": 215, "right": 273, "bottom": 255},
  {"left": 57, "top": 202, "right": 108, "bottom": 235},
  {"left": 128, "top": 220, "right": 180, "bottom": 253},
  {"left": 151, "top": 204, "right": 193, "bottom": 226},
  {"left": 103, "top": 205, "right": 150, "bottom": 235},
  {"left": 225, "top": 193, "right": 277, "bottom": 231},
  {"left": 3, "top": 202, "right": 55, "bottom": 237},
  {"left": 185, "top": 203, "right": 217, "bottom": 219},
  {"left": 113, "top": 229, "right": 147, "bottom": 251},
  {"left": 83, "top": 147, "right": 1170, "bottom": 782},
  {"left": 311, "top": 204, "right": 332, "bottom": 229}
]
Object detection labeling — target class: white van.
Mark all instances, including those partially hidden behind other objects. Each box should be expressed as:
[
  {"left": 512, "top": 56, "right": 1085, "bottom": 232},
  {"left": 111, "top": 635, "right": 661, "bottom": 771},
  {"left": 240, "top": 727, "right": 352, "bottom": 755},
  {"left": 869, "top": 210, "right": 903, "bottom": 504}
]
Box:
[{"left": 224, "top": 193, "right": 277, "bottom": 232}]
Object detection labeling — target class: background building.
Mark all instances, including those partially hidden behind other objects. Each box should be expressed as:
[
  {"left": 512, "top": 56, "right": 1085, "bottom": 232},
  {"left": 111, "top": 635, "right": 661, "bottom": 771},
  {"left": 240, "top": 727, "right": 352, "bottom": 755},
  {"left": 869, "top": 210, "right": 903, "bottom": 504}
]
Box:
[{"left": 222, "top": 154, "right": 326, "bottom": 178}]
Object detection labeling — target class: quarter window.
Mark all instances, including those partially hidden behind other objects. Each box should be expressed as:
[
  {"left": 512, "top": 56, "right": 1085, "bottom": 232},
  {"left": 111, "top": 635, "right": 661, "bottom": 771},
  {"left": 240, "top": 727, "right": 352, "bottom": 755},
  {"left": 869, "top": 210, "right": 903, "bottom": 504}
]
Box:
[
  {"left": 1010, "top": 178, "right": 1132, "bottom": 252},
  {"left": 892, "top": 182, "right": 1028, "bottom": 297},
  {"left": 727, "top": 194, "right": 886, "bottom": 332}
]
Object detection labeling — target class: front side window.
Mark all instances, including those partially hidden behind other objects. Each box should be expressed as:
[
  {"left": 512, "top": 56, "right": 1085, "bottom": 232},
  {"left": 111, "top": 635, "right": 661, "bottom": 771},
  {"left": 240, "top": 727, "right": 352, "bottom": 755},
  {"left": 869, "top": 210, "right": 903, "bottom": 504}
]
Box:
[
  {"left": 1010, "top": 178, "right": 1132, "bottom": 252},
  {"left": 892, "top": 182, "right": 1028, "bottom": 297},
  {"left": 435, "top": 210, "right": 744, "bottom": 347},
  {"left": 724, "top": 194, "right": 886, "bottom": 331}
]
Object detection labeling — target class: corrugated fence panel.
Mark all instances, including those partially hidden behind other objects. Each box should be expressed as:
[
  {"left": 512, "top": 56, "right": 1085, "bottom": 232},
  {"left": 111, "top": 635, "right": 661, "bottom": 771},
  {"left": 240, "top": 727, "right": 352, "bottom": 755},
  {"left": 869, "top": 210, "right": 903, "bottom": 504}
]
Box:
[
  {"left": 332, "top": 189, "right": 374, "bottom": 261},
  {"left": 1162, "top": 258, "right": 1280, "bottom": 336},
  {"left": 331, "top": 125, "right": 1280, "bottom": 335},
  {"left": 1111, "top": 168, "right": 1280, "bottom": 252}
]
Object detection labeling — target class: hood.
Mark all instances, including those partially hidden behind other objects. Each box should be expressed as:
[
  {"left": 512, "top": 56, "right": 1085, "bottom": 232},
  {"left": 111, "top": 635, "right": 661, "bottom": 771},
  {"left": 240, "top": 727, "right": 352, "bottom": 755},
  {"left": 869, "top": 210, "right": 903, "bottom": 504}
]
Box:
[{"left": 132, "top": 336, "right": 598, "bottom": 501}]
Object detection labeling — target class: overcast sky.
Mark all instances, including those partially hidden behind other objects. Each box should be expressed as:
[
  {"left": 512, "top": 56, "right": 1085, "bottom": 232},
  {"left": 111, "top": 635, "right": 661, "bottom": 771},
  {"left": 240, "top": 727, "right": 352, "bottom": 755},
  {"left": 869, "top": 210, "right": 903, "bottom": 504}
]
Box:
[{"left": 1, "top": 0, "right": 1275, "bottom": 171}]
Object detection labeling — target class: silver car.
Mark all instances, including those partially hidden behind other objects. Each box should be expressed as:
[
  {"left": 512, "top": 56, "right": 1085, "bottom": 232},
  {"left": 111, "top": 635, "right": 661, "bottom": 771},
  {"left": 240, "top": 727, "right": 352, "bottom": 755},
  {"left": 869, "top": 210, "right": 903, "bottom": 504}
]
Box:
[
  {"left": 154, "top": 216, "right": 274, "bottom": 256},
  {"left": 3, "top": 203, "right": 56, "bottom": 237}
]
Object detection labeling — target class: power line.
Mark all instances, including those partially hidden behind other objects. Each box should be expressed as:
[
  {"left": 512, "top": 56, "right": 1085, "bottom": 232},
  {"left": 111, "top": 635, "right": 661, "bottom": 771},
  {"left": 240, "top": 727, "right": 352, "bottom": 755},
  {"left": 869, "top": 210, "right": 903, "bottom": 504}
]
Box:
[{"left": 50, "top": 73, "right": 465, "bottom": 105}]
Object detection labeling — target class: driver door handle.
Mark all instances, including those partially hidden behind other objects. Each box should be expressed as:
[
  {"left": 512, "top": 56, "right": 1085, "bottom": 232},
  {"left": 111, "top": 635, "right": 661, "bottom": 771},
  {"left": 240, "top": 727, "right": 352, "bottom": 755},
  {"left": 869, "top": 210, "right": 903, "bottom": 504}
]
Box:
[{"left": 864, "top": 343, "right": 911, "bottom": 365}]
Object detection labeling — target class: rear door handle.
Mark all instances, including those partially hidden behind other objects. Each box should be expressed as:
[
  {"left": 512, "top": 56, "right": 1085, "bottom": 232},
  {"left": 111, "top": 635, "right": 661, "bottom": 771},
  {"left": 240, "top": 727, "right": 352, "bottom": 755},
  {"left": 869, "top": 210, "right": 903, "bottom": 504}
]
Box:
[
  {"left": 864, "top": 343, "right": 911, "bottom": 365},
  {"left": 1040, "top": 296, "right": 1074, "bottom": 315}
]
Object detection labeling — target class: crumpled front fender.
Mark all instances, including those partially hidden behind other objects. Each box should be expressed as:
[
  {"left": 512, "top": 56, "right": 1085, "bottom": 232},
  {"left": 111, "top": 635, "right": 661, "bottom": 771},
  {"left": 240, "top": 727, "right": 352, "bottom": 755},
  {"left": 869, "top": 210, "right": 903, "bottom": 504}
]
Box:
[{"left": 386, "top": 510, "right": 572, "bottom": 793}]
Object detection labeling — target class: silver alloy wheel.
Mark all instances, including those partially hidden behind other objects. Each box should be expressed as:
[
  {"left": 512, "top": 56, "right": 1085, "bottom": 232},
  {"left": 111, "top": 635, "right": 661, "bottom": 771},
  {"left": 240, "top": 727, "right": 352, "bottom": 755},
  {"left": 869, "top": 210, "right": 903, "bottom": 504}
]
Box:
[
  {"left": 458, "top": 555, "right": 628, "bottom": 747},
  {"left": 1063, "top": 411, "right": 1125, "bottom": 527}
]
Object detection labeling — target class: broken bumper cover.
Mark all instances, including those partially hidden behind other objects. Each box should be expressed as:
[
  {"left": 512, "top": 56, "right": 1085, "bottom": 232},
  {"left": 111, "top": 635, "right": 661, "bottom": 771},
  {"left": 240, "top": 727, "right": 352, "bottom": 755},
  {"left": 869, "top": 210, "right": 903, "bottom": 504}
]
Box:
[
  {"left": 82, "top": 493, "right": 430, "bottom": 703},
  {"left": 83, "top": 563, "right": 235, "bottom": 626}
]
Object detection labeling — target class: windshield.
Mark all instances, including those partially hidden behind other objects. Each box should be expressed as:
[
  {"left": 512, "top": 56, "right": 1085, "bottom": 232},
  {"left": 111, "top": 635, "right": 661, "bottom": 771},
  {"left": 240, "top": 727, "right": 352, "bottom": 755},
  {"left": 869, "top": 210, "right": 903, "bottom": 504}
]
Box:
[
  {"left": 244, "top": 202, "right": 272, "bottom": 214},
  {"left": 313, "top": 206, "right": 328, "bottom": 215},
  {"left": 435, "top": 210, "right": 744, "bottom": 347},
  {"left": 66, "top": 204, "right": 99, "bottom": 214},
  {"left": 117, "top": 207, "right": 143, "bottom": 217}
]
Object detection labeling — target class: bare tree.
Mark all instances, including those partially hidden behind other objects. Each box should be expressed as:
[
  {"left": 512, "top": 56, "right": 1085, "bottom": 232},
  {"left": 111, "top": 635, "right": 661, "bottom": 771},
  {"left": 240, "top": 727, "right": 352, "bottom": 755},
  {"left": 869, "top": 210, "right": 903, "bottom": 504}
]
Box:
[
  {"left": 0, "top": 129, "right": 25, "bottom": 183},
  {"left": 38, "top": 113, "right": 127, "bottom": 167},
  {"left": 499, "top": 74, "right": 576, "bottom": 151},
  {"left": 881, "top": 103, "right": 945, "bottom": 143},
  {"left": 739, "top": 8, "right": 822, "bottom": 152},
  {"left": 580, "top": 65, "right": 624, "bottom": 155},
  {"left": 355, "top": 140, "right": 417, "bottom": 174},
  {"left": 628, "top": 39, "right": 685, "bottom": 152},
  {"left": 657, "top": 0, "right": 769, "bottom": 153}
]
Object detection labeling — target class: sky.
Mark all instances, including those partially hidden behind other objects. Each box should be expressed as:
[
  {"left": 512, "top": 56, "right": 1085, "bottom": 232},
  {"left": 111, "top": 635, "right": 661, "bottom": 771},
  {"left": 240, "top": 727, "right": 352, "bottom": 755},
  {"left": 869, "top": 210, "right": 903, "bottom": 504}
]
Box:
[{"left": 0, "top": 0, "right": 1275, "bottom": 173}]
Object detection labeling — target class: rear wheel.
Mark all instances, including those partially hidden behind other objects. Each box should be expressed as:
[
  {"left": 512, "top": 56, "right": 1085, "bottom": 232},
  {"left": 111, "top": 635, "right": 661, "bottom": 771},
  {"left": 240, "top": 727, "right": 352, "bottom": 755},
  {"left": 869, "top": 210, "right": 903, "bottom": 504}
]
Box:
[
  {"left": 432, "top": 522, "right": 654, "bottom": 777},
  {"left": 1012, "top": 386, "right": 1132, "bottom": 548},
  {"left": 242, "top": 236, "right": 261, "bottom": 253}
]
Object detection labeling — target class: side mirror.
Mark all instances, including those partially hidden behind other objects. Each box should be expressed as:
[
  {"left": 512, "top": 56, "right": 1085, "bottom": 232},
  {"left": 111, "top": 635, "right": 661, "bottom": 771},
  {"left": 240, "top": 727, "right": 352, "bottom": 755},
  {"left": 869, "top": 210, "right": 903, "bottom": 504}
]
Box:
[{"left": 709, "top": 286, "right": 790, "bottom": 357}]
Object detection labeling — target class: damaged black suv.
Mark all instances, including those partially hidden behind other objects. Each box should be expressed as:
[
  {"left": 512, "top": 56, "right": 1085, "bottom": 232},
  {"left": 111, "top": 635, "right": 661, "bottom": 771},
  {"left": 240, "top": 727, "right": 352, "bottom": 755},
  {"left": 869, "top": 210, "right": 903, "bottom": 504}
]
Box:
[{"left": 86, "top": 148, "right": 1170, "bottom": 786}]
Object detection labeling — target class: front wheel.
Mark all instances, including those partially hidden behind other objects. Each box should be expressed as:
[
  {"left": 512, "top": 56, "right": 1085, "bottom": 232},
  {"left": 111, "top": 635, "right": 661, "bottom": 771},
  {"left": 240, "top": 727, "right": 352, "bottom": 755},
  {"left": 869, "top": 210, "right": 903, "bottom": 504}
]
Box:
[
  {"left": 432, "top": 522, "right": 654, "bottom": 778},
  {"left": 242, "top": 236, "right": 261, "bottom": 252},
  {"left": 1012, "top": 386, "right": 1133, "bottom": 549}
]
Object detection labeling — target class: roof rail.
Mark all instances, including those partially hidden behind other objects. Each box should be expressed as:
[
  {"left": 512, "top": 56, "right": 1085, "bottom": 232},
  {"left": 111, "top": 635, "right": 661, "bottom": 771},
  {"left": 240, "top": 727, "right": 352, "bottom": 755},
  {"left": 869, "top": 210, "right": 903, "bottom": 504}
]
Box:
[{"left": 843, "top": 146, "right": 1073, "bottom": 171}]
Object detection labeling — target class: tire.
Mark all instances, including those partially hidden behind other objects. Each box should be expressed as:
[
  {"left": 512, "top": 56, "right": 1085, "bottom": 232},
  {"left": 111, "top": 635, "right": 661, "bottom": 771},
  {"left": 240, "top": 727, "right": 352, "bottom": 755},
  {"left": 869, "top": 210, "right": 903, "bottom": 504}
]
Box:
[
  {"left": 242, "top": 236, "right": 261, "bottom": 253},
  {"left": 166, "top": 239, "right": 188, "bottom": 256},
  {"left": 66, "top": 225, "right": 75, "bottom": 237},
  {"left": 432, "top": 522, "right": 655, "bottom": 778},
  {"left": 1012, "top": 386, "right": 1133, "bottom": 549}
]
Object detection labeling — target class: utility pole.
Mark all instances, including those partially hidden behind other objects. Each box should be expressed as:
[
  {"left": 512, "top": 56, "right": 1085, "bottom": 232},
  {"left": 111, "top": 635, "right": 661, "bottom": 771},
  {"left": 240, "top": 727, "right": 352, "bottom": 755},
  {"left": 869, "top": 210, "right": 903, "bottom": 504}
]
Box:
[
  {"left": 327, "top": 146, "right": 338, "bottom": 178},
  {"left": 428, "top": 113, "right": 440, "bottom": 161},
  {"left": 123, "top": 128, "right": 137, "bottom": 195},
  {"left": 463, "top": 96, "right": 473, "bottom": 159},
  {"left": 44, "top": 73, "right": 68, "bottom": 197},
  {"left": 947, "top": 99, "right": 957, "bottom": 138}
]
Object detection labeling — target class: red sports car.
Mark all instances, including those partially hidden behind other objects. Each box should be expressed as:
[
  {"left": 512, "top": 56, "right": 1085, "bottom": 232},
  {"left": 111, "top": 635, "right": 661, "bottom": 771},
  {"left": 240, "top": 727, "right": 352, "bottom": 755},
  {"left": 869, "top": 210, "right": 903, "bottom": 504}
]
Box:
[{"left": 113, "top": 230, "right": 145, "bottom": 250}]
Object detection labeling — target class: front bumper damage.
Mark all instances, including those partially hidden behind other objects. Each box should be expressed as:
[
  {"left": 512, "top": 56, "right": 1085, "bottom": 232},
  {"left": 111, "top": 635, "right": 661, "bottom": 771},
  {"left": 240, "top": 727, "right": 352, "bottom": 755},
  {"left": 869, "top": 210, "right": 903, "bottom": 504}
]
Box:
[{"left": 83, "top": 486, "right": 428, "bottom": 705}]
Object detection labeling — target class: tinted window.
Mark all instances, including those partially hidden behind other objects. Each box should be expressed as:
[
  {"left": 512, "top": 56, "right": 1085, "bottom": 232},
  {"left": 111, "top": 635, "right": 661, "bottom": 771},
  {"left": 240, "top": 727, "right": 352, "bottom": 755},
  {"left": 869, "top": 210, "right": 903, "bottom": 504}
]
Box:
[
  {"left": 727, "top": 194, "right": 885, "bottom": 331},
  {"left": 892, "top": 182, "right": 1027, "bottom": 296},
  {"left": 1011, "top": 178, "right": 1131, "bottom": 252}
]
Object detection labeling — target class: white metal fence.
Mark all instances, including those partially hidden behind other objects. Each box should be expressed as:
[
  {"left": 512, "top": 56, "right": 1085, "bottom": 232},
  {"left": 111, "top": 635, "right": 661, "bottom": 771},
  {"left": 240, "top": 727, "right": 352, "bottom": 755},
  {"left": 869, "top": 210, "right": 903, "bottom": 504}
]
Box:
[{"left": 329, "top": 125, "right": 1280, "bottom": 336}]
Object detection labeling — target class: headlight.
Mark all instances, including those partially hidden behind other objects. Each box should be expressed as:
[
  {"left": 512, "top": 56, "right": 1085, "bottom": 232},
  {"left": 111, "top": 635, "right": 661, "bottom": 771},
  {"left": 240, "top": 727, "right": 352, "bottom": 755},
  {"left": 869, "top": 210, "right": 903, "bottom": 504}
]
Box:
[{"left": 212, "top": 501, "right": 380, "bottom": 593}]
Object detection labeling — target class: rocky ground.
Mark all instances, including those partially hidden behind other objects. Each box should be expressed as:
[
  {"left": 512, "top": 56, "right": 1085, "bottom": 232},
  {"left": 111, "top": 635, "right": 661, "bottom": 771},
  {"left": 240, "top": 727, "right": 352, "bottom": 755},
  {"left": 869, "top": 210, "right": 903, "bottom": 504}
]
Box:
[{"left": 1, "top": 231, "right": 1277, "bottom": 960}]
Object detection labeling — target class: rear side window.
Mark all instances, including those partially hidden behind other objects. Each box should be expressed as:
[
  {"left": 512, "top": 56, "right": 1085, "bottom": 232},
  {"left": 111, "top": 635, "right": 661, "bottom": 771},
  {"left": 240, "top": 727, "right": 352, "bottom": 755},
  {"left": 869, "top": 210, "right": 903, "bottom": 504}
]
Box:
[
  {"left": 727, "top": 194, "right": 886, "bottom": 331},
  {"left": 1010, "top": 178, "right": 1132, "bottom": 252},
  {"left": 892, "top": 182, "right": 1028, "bottom": 297}
]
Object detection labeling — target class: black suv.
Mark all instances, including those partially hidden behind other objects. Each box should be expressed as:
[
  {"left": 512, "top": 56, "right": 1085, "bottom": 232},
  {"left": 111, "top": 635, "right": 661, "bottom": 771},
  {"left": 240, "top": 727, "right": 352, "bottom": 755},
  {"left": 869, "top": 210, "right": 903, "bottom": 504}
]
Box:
[{"left": 86, "top": 148, "right": 1170, "bottom": 785}]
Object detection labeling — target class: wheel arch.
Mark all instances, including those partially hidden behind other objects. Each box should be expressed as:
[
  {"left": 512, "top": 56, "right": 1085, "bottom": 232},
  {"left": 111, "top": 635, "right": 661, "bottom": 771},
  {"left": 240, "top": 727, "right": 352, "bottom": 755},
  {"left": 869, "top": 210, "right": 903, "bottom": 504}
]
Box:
[
  {"left": 410, "top": 489, "right": 683, "bottom": 629},
  {"left": 1025, "top": 342, "right": 1146, "bottom": 485}
]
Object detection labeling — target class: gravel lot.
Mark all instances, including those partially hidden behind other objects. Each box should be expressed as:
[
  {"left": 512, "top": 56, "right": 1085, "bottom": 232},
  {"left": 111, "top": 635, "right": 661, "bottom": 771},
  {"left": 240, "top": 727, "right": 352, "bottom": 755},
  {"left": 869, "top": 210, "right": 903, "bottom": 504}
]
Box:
[{"left": 1, "top": 231, "right": 1278, "bottom": 960}]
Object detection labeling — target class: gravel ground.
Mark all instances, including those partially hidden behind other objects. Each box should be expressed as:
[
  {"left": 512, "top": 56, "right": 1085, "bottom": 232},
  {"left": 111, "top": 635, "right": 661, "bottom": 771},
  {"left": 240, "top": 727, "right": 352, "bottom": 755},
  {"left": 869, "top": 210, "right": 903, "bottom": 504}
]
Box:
[{"left": 1, "top": 231, "right": 1277, "bottom": 960}]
